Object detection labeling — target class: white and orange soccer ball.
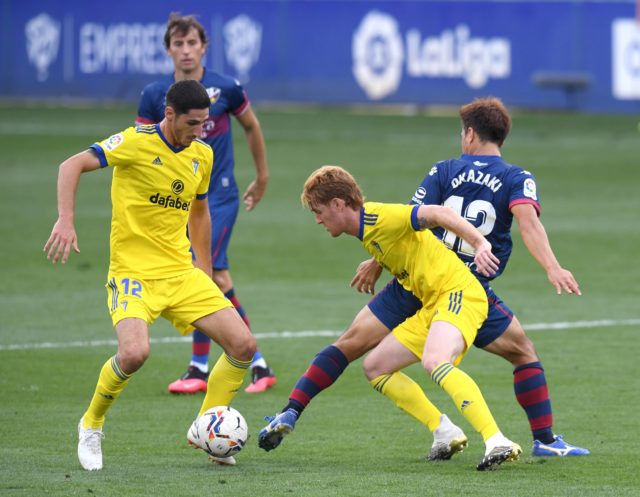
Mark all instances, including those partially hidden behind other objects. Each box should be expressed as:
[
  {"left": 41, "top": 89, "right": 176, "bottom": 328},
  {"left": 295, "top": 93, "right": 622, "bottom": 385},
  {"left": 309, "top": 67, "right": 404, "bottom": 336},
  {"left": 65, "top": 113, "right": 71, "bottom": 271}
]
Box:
[{"left": 191, "top": 406, "right": 248, "bottom": 458}]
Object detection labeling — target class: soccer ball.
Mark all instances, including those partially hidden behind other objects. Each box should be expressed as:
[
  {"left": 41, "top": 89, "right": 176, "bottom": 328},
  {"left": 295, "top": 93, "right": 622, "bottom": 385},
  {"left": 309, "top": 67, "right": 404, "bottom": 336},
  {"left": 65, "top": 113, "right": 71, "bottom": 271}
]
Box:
[{"left": 194, "top": 406, "right": 248, "bottom": 457}]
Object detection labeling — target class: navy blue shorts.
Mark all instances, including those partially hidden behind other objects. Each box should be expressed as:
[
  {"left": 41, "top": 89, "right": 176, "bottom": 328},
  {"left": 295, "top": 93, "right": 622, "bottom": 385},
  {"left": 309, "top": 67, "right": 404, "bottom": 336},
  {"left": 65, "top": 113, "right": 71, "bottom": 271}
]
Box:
[
  {"left": 367, "top": 278, "right": 513, "bottom": 348},
  {"left": 208, "top": 197, "right": 239, "bottom": 271}
]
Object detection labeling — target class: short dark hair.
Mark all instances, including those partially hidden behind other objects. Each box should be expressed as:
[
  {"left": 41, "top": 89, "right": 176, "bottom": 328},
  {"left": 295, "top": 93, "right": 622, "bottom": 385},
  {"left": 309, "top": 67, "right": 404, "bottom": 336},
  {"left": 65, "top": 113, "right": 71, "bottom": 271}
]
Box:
[
  {"left": 164, "top": 13, "right": 208, "bottom": 49},
  {"left": 165, "top": 80, "right": 210, "bottom": 116},
  {"left": 459, "top": 97, "right": 512, "bottom": 147}
]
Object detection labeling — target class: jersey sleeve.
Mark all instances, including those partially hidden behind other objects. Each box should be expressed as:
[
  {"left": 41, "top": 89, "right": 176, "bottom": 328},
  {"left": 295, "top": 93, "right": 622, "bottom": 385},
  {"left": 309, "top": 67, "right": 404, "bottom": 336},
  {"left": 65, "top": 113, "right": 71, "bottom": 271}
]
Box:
[
  {"left": 410, "top": 162, "right": 444, "bottom": 206},
  {"left": 227, "top": 80, "right": 250, "bottom": 116},
  {"left": 507, "top": 169, "right": 541, "bottom": 215},
  {"left": 196, "top": 146, "right": 215, "bottom": 199},
  {"left": 90, "top": 127, "right": 138, "bottom": 169},
  {"left": 136, "top": 84, "right": 164, "bottom": 125}
]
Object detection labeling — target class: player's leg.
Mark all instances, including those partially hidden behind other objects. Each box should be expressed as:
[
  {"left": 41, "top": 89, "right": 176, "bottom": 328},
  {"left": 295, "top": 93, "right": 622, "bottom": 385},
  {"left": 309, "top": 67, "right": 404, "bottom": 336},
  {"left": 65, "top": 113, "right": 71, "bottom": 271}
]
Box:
[
  {"left": 364, "top": 328, "right": 464, "bottom": 455},
  {"left": 211, "top": 199, "right": 275, "bottom": 392},
  {"left": 364, "top": 312, "right": 469, "bottom": 461},
  {"left": 167, "top": 329, "right": 210, "bottom": 394},
  {"left": 79, "top": 317, "right": 150, "bottom": 471},
  {"left": 183, "top": 307, "right": 255, "bottom": 466},
  {"left": 481, "top": 302, "right": 589, "bottom": 456},
  {"left": 424, "top": 284, "right": 521, "bottom": 470},
  {"left": 167, "top": 268, "right": 255, "bottom": 465},
  {"left": 258, "top": 305, "right": 389, "bottom": 451},
  {"left": 213, "top": 269, "right": 276, "bottom": 393},
  {"left": 285, "top": 279, "right": 421, "bottom": 414},
  {"left": 193, "top": 307, "right": 256, "bottom": 412},
  {"left": 258, "top": 279, "right": 422, "bottom": 452},
  {"left": 425, "top": 320, "right": 520, "bottom": 470}
]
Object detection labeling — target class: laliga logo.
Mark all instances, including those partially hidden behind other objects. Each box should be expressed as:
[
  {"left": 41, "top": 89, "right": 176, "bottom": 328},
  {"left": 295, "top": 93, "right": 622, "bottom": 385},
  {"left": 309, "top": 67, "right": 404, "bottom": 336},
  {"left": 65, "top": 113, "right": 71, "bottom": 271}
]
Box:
[
  {"left": 352, "top": 11, "right": 404, "bottom": 100},
  {"left": 224, "top": 14, "right": 262, "bottom": 83},
  {"left": 25, "top": 13, "right": 60, "bottom": 82},
  {"left": 352, "top": 11, "right": 511, "bottom": 100}
]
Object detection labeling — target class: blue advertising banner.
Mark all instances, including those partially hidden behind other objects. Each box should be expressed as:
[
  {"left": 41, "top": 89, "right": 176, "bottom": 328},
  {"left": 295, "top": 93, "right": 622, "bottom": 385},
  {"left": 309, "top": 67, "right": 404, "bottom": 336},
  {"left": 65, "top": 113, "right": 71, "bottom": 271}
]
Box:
[{"left": 1, "top": 0, "right": 639, "bottom": 112}]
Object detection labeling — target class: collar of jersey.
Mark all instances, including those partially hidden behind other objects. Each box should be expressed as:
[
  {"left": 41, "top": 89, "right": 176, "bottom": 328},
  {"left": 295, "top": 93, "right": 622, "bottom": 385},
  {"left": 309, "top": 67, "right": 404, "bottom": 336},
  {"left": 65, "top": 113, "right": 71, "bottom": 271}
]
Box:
[
  {"left": 155, "top": 123, "right": 186, "bottom": 153},
  {"left": 460, "top": 154, "right": 500, "bottom": 162},
  {"left": 357, "top": 208, "right": 365, "bottom": 241},
  {"left": 172, "top": 67, "right": 208, "bottom": 84}
]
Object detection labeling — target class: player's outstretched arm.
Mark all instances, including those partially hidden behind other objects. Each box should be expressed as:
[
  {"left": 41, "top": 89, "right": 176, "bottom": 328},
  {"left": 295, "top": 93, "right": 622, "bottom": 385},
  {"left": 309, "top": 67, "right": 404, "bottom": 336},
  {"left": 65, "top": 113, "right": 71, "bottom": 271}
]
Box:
[
  {"left": 188, "top": 198, "right": 213, "bottom": 279},
  {"left": 237, "top": 107, "right": 269, "bottom": 211},
  {"left": 44, "top": 150, "right": 101, "bottom": 264},
  {"left": 512, "top": 203, "right": 581, "bottom": 295},
  {"left": 417, "top": 205, "right": 500, "bottom": 277},
  {"left": 350, "top": 258, "right": 383, "bottom": 295}
]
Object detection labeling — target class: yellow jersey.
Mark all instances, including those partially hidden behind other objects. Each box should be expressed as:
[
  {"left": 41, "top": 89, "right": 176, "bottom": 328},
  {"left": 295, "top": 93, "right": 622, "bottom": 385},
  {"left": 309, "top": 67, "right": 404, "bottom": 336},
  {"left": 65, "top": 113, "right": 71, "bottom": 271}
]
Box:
[
  {"left": 91, "top": 124, "right": 213, "bottom": 279},
  {"left": 360, "top": 202, "right": 477, "bottom": 309}
]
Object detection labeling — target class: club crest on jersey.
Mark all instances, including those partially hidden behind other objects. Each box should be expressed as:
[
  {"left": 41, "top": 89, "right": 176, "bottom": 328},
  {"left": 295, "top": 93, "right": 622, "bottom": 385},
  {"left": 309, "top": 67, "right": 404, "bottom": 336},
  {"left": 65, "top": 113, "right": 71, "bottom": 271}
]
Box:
[
  {"left": 103, "top": 133, "right": 124, "bottom": 151},
  {"left": 411, "top": 187, "right": 427, "bottom": 204},
  {"left": 206, "top": 87, "right": 221, "bottom": 104},
  {"left": 192, "top": 159, "right": 200, "bottom": 175},
  {"left": 523, "top": 178, "right": 537, "bottom": 200}
]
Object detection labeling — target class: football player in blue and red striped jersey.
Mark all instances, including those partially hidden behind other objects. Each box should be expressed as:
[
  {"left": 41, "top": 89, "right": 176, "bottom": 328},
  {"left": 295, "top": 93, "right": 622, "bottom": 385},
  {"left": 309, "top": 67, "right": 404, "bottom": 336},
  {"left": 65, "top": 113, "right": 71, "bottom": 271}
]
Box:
[{"left": 137, "top": 14, "right": 275, "bottom": 394}]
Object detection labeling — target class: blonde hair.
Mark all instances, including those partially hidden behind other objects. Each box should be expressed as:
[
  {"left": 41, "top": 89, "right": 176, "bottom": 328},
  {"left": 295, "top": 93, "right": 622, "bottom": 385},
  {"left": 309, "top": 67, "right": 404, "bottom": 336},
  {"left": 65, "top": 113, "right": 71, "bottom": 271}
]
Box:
[{"left": 301, "top": 165, "right": 364, "bottom": 210}]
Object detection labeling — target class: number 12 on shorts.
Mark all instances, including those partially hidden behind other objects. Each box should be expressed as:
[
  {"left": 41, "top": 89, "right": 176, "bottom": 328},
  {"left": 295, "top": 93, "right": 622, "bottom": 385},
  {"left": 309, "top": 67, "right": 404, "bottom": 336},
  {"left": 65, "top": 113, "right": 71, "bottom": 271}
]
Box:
[{"left": 121, "top": 277, "right": 143, "bottom": 298}]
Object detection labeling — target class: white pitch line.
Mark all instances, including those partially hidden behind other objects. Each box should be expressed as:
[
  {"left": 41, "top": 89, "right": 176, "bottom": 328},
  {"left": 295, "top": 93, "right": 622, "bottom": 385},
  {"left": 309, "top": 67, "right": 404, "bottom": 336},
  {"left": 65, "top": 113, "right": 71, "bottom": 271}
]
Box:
[{"left": 1, "top": 319, "right": 639, "bottom": 352}]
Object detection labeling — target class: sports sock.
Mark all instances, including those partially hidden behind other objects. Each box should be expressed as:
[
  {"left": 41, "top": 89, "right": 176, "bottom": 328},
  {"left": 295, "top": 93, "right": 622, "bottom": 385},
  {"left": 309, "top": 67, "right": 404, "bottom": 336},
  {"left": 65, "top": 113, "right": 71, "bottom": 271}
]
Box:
[
  {"left": 190, "top": 330, "right": 211, "bottom": 373},
  {"left": 431, "top": 362, "right": 499, "bottom": 442},
  {"left": 82, "top": 355, "right": 131, "bottom": 429},
  {"left": 250, "top": 349, "right": 268, "bottom": 370},
  {"left": 199, "top": 353, "right": 251, "bottom": 415},
  {"left": 285, "top": 345, "right": 349, "bottom": 415},
  {"left": 370, "top": 372, "right": 443, "bottom": 431},
  {"left": 225, "top": 288, "right": 250, "bottom": 328},
  {"left": 513, "top": 362, "right": 554, "bottom": 443}
]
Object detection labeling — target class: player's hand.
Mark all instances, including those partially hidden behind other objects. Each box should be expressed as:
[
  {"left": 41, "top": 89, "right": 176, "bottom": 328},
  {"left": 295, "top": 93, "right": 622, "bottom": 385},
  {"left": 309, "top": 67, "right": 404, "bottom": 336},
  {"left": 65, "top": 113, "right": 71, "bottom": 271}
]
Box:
[
  {"left": 44, "top": 218, "right": 80, "bottom": 264},
  {"left": 547, "top": 267, "right": 581, "bottom": 295},
  {"left": 350, "top": 258, "right": 383, "bottom": 294},
  {"left": 473, "top": 241, "right": 500, "bottom": 277},
  {"left": 242, "top": 177, "right": 268, "bottom": 211}
]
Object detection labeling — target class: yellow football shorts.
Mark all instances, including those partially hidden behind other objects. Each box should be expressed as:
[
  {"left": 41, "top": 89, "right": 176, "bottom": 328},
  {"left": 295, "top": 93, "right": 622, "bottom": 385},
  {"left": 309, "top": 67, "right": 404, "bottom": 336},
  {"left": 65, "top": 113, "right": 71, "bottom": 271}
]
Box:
[
  {"left": 392, "top": 279, "right": 488, "bottom": 365},
  {"left": 105, "top": 268, "right": 233, "bottom": 334}
]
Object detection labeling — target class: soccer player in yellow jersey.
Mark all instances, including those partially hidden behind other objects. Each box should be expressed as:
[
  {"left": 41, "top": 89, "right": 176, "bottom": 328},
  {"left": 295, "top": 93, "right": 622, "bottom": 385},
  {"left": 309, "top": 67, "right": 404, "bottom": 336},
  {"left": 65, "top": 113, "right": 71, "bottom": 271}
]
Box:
[
  {"left": 44, "top": 80, "right": 256, "bottom": 471},
  {"left": 298, "top": 165, "right": 520, "bottom": 470}
]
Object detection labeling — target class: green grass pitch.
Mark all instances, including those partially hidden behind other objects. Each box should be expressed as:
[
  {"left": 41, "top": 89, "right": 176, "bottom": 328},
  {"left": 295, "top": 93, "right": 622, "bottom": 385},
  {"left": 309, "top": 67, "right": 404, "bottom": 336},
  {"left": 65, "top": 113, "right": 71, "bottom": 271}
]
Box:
[{"left": 0, "top": 103, "right": 639, "bottom": 496}]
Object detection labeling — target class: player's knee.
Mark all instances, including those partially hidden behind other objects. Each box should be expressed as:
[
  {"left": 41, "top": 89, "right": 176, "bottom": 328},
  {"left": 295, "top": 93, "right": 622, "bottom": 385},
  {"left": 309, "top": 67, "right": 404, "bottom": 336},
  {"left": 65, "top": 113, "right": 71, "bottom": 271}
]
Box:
[
  {"left": 119, "top": 347, "right": 149, "bottom": 374},
  {"left": 229, "top": 334, "right": 257, "bottom": 362},
  {"left": 422, "top": 354, "right": 448, "bottom": 375},
  {"left": 361, "top": 355, "right": 380, "bottom": 381},
  {"left": 334, "top": 333, "right": 372, "bottom": 362},
  {"left": 491, "top": 324, "right": 539, "bottom": 365}
]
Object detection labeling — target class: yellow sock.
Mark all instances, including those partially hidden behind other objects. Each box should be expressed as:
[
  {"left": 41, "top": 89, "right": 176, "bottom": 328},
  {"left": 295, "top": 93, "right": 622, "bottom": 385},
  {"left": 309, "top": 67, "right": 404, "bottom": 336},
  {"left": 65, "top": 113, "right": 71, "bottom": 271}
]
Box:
[
  {"left": 431, "top": 362, "right": 499, "bottom": 441},
  {"left": 83, "top": 356, "right": 131, "bottom": 429},
  {"left": 370, "top": 372, "right": 443, "bottom": 432},
  {"left": 199, "top": 353, "right": 251, "bottom": 415}
]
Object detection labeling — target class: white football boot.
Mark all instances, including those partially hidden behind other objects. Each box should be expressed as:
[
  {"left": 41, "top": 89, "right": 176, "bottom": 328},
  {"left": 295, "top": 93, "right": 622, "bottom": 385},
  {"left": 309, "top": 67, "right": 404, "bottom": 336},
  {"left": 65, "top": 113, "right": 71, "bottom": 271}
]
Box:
[
  {"left": 427, "top": 414, "right": 468, "bottom": 461},
  {"left": 77, "top": 417, "right": 104, "bottom": 471}
]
